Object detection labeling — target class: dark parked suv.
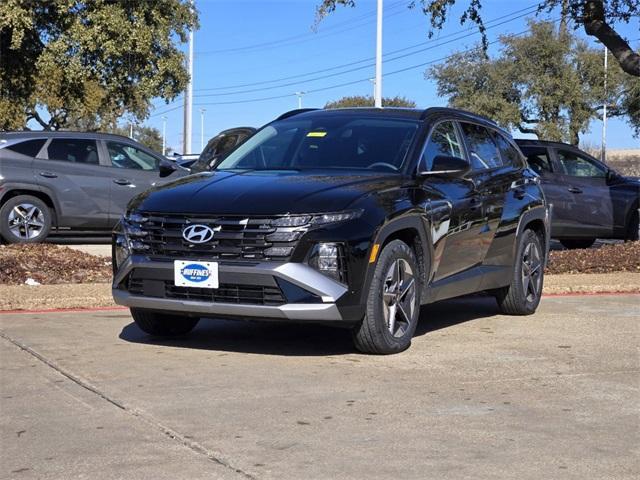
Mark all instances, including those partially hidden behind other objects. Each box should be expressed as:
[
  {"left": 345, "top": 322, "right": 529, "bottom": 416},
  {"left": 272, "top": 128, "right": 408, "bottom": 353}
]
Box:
[
  {"left": 112, "top": 108, "right": 550, "bottom": 354},
  {"left": 0, "top": 131, "right": 184, "bottom": 243},
  {"left": 516, "top": 139, "right": 639, "bottom": 248}
]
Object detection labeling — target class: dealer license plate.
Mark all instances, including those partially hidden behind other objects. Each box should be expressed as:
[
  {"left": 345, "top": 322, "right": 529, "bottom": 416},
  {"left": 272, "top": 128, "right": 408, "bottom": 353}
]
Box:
[{"left": 174, "top": 261, "right": 219, "bottom": 289}]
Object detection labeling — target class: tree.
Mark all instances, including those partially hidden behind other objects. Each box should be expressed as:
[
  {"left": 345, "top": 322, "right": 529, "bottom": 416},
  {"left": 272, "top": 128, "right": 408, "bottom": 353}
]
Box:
[
  {"left": 0, "top": 1, "right": 197, "bottom": 131},
  {"left": 428, "top": 20, "right": 637, "bottom": 144},
  {"left": 325, "top": 95, "right": 416, "bottom": 108},
  {"left": 109, "top": 125, "right": 167, "bottom": 154},
  {"left": 316, "top": 0, "right": 640, "bottom": 76}
]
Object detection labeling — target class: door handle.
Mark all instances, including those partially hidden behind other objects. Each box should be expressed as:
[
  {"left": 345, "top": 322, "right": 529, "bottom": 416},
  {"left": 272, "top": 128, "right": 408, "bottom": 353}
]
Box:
[
  {"left": 113, "top": 179, "right": 132, "bottom": 186},
  {"left": 568, "top": 187, "right": 583, "bottom": 194},
  {"left": 39, "top": 171, "right": 57, "bottom": 178}
]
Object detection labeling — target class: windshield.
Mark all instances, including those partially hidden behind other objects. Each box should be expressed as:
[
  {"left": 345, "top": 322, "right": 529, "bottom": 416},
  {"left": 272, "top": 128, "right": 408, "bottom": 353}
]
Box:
[{"left": 215, "top": 116, "right": 419, "bottom": 172}]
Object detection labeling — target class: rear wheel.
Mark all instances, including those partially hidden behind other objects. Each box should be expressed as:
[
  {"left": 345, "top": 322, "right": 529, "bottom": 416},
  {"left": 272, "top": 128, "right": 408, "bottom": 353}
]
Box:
[
  {"left": 352, "top": 240, "right": 421, "bottom": 354},
  {"left": 495, "top": 229, "right": 544, "bottom": 315},
  {"left": 0, "top": 195, "right": 52, "bottom": 243},
  {"left": 560, "top": 238, "right": 595, "bottom": 249},
  {"left": 130, "top": 308, "right": 199, "bottom": 336}
]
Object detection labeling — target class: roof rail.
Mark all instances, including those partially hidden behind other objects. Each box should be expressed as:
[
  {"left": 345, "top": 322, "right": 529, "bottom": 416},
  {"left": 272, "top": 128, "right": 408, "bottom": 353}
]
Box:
[
  {"left": 420, "top": 107, "right": 499, "bottom": 126},
  {"left": 276, "top": 108, "right": 318, "bottom": 121}
]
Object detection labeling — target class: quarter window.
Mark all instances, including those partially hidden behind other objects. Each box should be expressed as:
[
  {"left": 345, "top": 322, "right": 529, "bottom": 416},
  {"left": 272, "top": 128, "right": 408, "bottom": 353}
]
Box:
[
  {"left": 556, "top": 150, "right": 606, "bottom": 178},
  {"left": 520, "top": 146, "right": 553, "bottom": 174},
  {"left": 421, "top": 122, "right": 465, "bottom": 171},
  {"left": 107, "top": 142, "right": 158, "bottom": 170},
  {"left": 6, "top": 139, "right": 46, "bottom": 157},
  {"left": 460, "top": 123, "right": 502, "bottom": 171},
  {"left": 47, "top": 139, "right": 99, "bottom": 164}
]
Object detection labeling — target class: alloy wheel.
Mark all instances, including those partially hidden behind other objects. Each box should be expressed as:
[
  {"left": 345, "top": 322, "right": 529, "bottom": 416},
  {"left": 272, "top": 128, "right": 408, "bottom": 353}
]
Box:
[
  {"left": 521, "top": 241, "right": 542, "bottom": 303},
  {"left": 382, "top": 258, "right": 417, "bottom": 338},
  {"left": 8, "top": 203, "right": 45, "bottom": 240}
]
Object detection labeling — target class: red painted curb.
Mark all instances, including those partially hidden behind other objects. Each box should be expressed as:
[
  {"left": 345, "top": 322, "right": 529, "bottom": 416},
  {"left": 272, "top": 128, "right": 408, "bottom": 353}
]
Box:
[
  {"left": 1, "top": 291, "right": 638, "bottom": 315},
  {"left": 0, "top": 306, "right": 127, "bottom": 315},
  {"left": 542, "top": 291, "right": 640, "bottom": 297}
]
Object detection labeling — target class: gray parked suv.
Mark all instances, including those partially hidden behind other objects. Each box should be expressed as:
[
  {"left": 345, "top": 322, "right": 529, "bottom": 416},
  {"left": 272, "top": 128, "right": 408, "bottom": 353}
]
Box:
[{"left": 0, "top": 131, "right": 184, "bottom": 243}]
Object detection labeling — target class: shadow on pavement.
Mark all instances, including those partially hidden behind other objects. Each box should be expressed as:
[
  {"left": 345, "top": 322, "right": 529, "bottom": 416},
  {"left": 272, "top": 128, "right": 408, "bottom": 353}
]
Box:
[{"left": 118, "top": 295, "right": 500, "bottom": 356}]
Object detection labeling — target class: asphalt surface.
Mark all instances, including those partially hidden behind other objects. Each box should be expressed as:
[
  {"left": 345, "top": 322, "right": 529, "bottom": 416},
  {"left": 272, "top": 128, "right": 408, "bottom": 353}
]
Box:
[{"left": 1, "top": 295, "right": 638, "bottom": 479}]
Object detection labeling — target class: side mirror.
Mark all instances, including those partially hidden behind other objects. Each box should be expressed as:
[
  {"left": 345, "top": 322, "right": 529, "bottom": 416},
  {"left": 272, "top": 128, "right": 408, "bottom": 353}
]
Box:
[
  {"left": 418, "top": 155, "right": 470, "bottom": 178},
  {"left": 158, "top": 159, "right": 178, "bottom": 178}
]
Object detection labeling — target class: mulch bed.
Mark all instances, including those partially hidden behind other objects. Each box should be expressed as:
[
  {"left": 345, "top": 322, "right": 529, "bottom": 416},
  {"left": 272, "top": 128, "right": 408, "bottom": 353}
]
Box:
[
  {"left": 1, "top": 241, "right": 638, "bottom": 286},
  {"left": 547, "top": 241, "right": 640, "bottom": 274},
  {"left": 0, "top": 244, "right": 112, "bottom": 285}
]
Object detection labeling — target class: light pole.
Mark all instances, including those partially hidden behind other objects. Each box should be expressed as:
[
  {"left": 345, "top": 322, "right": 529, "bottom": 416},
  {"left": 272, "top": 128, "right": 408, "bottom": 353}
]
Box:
[
  {"left": 601, "top": 46, "right": 608, "bottom": 163},
  {"left": 374, "top": 0, "right": 383, "bottom": 108},
  {"left": 183, "top": 0, "right": 194, "bottom": 154},
  {"left": 161, "top": 116, "right": 167, "bottom": 156},
  {"left": 295, "top": 91, "right": 305, "bottom": 109},
  {"left": 199, "top": 108, "right": 206, "bottom": 152}
]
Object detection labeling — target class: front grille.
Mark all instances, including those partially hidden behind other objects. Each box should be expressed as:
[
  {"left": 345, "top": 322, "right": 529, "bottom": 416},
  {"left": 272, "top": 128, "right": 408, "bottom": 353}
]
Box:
[
  {"left": 131, "top": 214, "right": 305, "bottom": 261},
  {"left": 127, "top": 277, "right": 286, "bottom": 306}
]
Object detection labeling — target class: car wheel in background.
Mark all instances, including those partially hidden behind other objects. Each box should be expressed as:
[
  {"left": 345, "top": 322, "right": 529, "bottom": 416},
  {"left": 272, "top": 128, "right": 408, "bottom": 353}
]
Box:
[
  {"left": 495, "top": 229, "right": 544, "bottom": 315},
  {"left": 624, "top": 207, "right": 639, "bottom": 242},
  {"left": 352, "top": 240, "right": 421, "bottom": 354},
  {"left": 130, "top": 308, "right": 200, "bottom": 336},
  {"left": 559, "top": 238, "right": 596, "bottom": 249},
  {"left": 0, "top": 195, "right": 52, "bottom": 244}
]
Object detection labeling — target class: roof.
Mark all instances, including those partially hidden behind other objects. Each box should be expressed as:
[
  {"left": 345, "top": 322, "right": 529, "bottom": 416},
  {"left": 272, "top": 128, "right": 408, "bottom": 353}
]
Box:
[
  {"left": 278, "top": 106, "right": 501, "bottom": 126},
  {"left": 0, "top": 130, "right": 136, "bottom": 142}
]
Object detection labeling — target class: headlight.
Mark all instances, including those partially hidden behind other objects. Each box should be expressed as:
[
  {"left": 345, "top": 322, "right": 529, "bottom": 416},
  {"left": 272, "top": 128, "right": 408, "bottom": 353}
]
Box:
[
  {"left": 308, "top": 242, "right": 347, "bottom": 283},
  {"left": 112, "top": 231, "right": 130, "bottom": 273},
  {"left": 271, "top": 210, "right": 362, "bottom": 228}
]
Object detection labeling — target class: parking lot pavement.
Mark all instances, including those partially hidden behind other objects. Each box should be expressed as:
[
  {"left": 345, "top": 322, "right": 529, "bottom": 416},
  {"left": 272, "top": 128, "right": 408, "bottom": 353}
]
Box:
[{"left": 1, "top": 295, "right": 638, "bottom": 480}]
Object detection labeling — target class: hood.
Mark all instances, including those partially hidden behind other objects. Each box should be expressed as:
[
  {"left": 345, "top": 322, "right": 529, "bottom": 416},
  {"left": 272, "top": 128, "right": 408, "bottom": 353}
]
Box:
[{"left": 129, "top": 169, "right": 402, "bottom": 215}]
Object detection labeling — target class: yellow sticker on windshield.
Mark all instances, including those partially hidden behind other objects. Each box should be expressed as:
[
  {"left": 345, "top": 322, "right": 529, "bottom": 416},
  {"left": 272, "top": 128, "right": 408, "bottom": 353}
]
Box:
[{"left": 307, "top": 131, "right": 327, "bottom": 138}]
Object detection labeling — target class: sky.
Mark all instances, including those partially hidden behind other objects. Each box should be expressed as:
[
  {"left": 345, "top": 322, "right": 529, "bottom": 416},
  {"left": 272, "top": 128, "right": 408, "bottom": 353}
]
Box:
[{"left": 146, "top": 0, "right": 640, "bottom": 154}]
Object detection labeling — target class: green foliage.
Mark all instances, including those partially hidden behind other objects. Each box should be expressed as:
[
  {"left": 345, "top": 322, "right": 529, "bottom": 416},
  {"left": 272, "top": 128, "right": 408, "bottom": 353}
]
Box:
[
  {"left": 108, "top": 125, "right": 167, "bottom": 154},
  {"left": 0, "top": 0, "right": 198, "bottom": 131},
  {"left": 325, "top": 95, "right": 417, "bottom": 108},
  {"left": 316, "top": 0, "right": 640, "bottom": 76},
  {"left": 428, "top": 20, "right": 638, "bottom": 143}
]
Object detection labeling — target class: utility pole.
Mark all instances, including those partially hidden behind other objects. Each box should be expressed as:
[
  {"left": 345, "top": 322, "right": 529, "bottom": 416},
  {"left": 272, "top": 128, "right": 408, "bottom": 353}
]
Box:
[
  {"left": 374, "top": 0, "right": 383, "bottom": 108},
  {"left": 601, "top": 46, "right": 608, "bottom": 163},
  {"left": 295, "top": 92, "right": 305, "bottom": 109},
  {"left": 183, "top": 0, "right": 194, "bottom": 155},
  {"left": 199, "top": 108, "right": 206, "bottom": 152},
  {"left": 129, "top": 122, "right": 134, "bottom": 139},
  {"left": 161, "top": 116, "right": 167, "bottom": 156}
]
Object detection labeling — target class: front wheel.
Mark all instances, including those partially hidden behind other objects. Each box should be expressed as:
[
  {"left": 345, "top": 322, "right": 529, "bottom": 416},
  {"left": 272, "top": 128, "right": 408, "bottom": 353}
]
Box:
[
  {"left": 130, "top": 308, "right": 199, "bottom": 336},
  {"left": 495, "top": 229, "right": 544, "bottom": 315},
  {"left": 352, "top": 240, "right": 421, "bottom": 354}
]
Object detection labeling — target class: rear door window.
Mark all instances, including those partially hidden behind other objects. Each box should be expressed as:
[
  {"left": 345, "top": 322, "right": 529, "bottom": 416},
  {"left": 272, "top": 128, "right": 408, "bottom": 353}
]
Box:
[
  {"left": 556, "top": 149, "right": 606, "bottom": 178},
  {"left": 493, "top": 133, "right": 522, "bottom": 168},
  {"left": 6, "top": 139, "right": 47, "bottom": 157},
  {"left": 459, "top": 123, "right": 502, "bottom": 171},
  {"left": 47, "top": 139, "right": 99, "bottom": 165}
]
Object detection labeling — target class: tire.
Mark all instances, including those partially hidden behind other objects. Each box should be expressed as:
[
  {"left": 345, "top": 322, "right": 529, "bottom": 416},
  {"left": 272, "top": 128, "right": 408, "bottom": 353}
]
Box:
[
  {"left": 559, "top": 238, "right": 595, "bottom": 249},
  {"left": 624, "top": 207, "right": 639, "bottom": 242},
  {"left": 352, "top": 240, "right": 422, "bottom": 354},
  {"left": 0, "top": 195, "right": 52, "bottom": 244},
  {"left": 495, "top": 229, "right": 544, "bottom": 315},
  {"left": 130, "top": 308, "right": 199, "bottom": 336}
]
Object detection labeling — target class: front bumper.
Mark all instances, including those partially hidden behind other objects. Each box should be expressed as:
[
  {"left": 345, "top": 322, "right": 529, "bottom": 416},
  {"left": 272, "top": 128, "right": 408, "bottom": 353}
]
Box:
[{"left": 112, "top": 256, "right": 351, "bottom": 322}]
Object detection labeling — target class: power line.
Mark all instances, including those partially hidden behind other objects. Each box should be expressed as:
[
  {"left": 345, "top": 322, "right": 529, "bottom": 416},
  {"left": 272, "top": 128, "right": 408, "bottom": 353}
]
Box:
[
  {"left": 194, "top": 0, "right": 410, "bottom": 56},
  {"left": 187, "top": 20, "right": 559, "bottom": 108},
  {"left": 194, "top": 2, "right": 542, "bottom": 93},
  {"left": 191, "top": 7, "right": 542, "bottom": 98}
]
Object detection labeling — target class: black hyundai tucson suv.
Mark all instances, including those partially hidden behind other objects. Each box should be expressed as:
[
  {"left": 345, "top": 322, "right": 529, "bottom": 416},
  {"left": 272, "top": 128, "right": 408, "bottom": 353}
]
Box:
[{"left": 112, "top": 107, "right": 550, "bottom": 354}]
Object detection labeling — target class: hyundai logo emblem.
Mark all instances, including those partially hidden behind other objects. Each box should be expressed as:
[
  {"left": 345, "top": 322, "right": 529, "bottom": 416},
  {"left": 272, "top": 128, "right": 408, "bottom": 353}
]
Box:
[{"left": 182, "top": 224, "right": 215, "bottom": 244}]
